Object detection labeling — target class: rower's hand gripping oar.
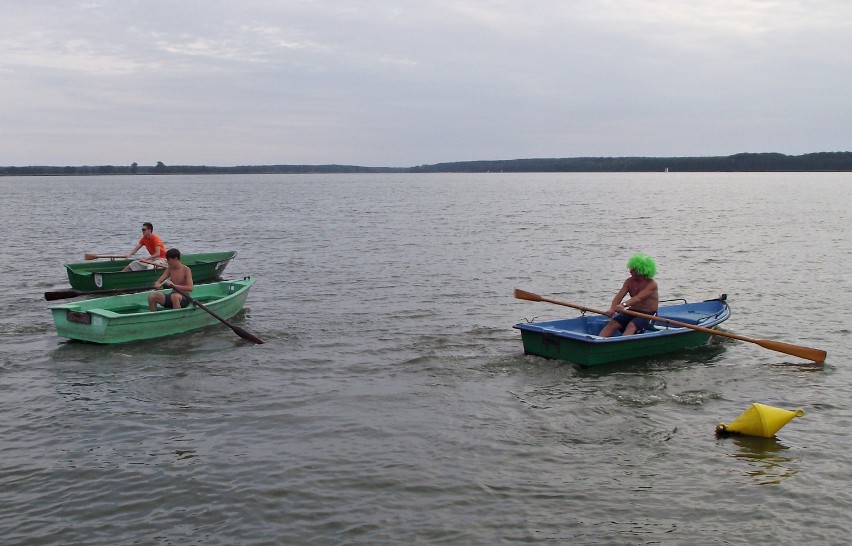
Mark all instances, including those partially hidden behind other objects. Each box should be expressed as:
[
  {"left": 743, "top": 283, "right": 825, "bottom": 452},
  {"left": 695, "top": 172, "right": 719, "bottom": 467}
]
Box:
[
  {"left": 514, "top": 289, "right": 826, "bottom": 363},
  {"left": 169, "top": 284, "right": 264, "bottom": 344}
]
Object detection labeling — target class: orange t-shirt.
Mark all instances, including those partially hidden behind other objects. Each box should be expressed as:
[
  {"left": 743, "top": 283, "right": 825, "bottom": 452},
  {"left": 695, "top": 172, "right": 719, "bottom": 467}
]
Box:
[{"left": 139, "top": 233, "right": 168, "bottom": 258}]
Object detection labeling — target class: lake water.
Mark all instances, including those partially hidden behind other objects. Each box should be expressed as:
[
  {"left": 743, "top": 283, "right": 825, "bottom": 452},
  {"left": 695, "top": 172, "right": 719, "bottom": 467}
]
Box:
[{"left": 1, "top": 172, "right": 850, "bottom": 544}]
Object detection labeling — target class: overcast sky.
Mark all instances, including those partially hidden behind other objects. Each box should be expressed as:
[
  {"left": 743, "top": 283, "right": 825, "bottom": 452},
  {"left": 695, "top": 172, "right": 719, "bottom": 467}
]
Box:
[{"left": 1, "top": 1, "right": 850, "bottom": 167}]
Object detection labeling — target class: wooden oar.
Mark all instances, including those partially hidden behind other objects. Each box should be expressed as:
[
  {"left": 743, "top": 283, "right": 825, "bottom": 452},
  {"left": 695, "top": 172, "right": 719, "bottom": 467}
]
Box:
[
  {"left": 45, "top": 278, "right": 222, "bottom": 301},
  {"left": 169, "top": 285, "right": 264, "bottom": 344},
  {"left": 138, "top": 258, "right": 166, "bottom": 269},
  {"left": 514, "top": 289, "right": 826, "bottom": 363},
  {"left": 45, "top": 286, "right": 152, "bottom": 301},
  {"left": 84, "top": 252, "right": 127, "bottom": 260}
]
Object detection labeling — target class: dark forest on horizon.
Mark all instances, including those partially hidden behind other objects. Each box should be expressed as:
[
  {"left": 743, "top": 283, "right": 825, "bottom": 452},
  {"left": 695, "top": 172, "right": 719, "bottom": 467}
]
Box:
[{"left": 2, "top": 152, "right": 851, "bottom": 176}]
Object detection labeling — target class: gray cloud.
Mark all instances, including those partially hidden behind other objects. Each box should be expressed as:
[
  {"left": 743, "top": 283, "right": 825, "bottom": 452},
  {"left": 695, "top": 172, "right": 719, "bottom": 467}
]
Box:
[{"left": 1, "top": 0, "right": 849, "bottom": 166}]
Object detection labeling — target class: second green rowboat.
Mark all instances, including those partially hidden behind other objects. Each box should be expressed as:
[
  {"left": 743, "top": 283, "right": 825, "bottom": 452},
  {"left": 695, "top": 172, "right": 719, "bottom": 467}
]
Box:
[{"left": 64, "top": 251, "right": 236, "bottom": 291}]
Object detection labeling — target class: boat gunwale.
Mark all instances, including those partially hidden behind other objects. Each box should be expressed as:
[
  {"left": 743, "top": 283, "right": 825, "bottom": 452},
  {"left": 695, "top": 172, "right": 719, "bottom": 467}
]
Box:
[
  {"left": 50, "top": 278, "right": 254, "bottom": 317},
  {"left": 514, "top": 298, "right": 731, "bottom": 345},
  {"left": 63, "top": 250, "right": 237, "bottom": 274}
]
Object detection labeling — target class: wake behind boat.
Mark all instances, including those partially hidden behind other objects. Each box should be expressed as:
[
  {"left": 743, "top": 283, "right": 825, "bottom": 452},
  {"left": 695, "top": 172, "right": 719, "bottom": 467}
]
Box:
[{"left": 514, "top": 296, "right": 731, "bottom": 366}]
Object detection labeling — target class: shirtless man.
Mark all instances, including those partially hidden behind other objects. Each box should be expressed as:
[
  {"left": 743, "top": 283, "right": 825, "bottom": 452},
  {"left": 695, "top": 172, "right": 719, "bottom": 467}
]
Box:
[
  {"left": 148, "top": 248, "right": 194, "bottom": 311},
  {"left": 599, "top": 253, "right": 659, "bottom": 337}
]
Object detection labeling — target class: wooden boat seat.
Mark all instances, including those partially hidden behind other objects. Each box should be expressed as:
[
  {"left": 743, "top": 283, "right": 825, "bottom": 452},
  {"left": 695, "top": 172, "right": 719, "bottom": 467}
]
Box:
[{"left": 111, "top": 304, "right": 147, "bottom": 313}]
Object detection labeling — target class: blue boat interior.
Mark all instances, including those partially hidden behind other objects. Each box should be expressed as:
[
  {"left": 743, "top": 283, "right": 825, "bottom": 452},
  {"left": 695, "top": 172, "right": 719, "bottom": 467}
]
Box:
[{"left": 515, "top": 298, "right": 730, "bottom": 340}]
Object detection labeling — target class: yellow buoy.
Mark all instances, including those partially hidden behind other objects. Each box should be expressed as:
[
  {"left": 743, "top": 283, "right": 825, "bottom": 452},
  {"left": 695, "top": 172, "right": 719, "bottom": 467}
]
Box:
[{"left": 716, "top": 403, "right": 805, "bottom": 438}]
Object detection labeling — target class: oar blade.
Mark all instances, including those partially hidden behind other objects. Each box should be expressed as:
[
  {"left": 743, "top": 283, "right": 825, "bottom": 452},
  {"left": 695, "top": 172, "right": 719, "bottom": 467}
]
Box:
[
  {"left": 172, "top": 285, "right": 263, "bottom": 344},
  {"left": 44, "top": 290, "right": 80, "bottom": 301},
  {"left": 84, "top": 253, "right": 126, "bottom": 260},
  {"left": 514, "top": 289, "right": 542, "bottom": 302},
  {"left": 231, "top": 325, "right": 265, "bottom": 344},
  {"left": 756, "top": 339, "right": 826, "bottom": 363}
]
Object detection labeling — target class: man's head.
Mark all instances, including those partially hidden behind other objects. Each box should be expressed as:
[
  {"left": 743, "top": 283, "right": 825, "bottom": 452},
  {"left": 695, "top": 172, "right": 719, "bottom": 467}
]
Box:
[
  {"left": 166, "top": 248, "right": 181, "bottom": 261},
  {"left": 142, "top": 222, "right": 154, "bottom": 236},
  {"left": 627, "top": 253, "right": 657, "bottom": 279}
]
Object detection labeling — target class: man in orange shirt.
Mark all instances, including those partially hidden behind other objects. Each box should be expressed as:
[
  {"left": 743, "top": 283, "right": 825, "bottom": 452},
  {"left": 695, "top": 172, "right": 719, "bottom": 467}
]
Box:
[{"left": 122, "top": 222, "right": 169, "bottom": 271}]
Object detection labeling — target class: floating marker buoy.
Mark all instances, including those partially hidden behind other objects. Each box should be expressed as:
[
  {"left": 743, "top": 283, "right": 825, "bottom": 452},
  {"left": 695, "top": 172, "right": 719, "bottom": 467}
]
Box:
[{"left": 716, "top": 403, "right": 805, "bottom": 438}]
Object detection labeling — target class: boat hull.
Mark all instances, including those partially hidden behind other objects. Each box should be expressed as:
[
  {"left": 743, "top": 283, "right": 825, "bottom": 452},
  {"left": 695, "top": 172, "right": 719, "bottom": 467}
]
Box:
[
  {"left": 514, "top": 298, "right": 731, "bottom": 366},
  {"left": 50, "top": 278, "right": 255, "bottom": 344},
  {"left": 64, "top": 251, "right": 237, "bottom": 291}
]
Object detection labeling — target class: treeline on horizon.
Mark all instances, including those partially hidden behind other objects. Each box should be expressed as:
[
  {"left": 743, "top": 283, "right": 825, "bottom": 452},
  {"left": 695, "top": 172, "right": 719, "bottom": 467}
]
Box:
[{"left": 2, "top": 152, "right": 851, "bottom": 176}]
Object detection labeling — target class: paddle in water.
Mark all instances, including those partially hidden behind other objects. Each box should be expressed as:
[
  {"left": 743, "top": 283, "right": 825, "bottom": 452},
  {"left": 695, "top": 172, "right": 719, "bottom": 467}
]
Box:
[
  {"left": 169, "top": 284, "right": 264, "bottom": 344},
  {"left": 514, "top": 289, "right": 826, "bottom": 363}
]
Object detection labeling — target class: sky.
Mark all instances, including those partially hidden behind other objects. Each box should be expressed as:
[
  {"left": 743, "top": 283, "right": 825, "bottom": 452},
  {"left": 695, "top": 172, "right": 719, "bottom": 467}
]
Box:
[{"left": 1, "top": 0, "right": 850, "bottom": 168}]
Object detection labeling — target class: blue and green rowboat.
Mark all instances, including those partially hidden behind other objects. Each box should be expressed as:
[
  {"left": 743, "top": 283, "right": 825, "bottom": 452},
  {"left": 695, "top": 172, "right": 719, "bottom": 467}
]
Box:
[
  {"left": 64, "top": 251, "right": 236, "bottom": 291},
  {"left": 50, "top": 278, "right": 255, "bottom": 344},
  {"left": 514, "top": 296, "right": 731, "bottom": 366}
]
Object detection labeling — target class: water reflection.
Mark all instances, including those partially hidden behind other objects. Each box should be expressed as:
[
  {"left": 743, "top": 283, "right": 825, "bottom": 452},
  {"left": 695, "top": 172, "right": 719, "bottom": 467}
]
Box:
[
  {"left": 723, "top": 435, "right": 799, "bottom": 485},
  {"left": 575, "top": 343, "right": 729, "bottom": 377}
]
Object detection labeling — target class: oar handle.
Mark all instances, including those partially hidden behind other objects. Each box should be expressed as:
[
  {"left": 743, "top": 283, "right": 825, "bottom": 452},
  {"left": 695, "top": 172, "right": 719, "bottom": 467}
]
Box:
[{"left": 139, "top": 258, "right": 166, "bottom": 268}]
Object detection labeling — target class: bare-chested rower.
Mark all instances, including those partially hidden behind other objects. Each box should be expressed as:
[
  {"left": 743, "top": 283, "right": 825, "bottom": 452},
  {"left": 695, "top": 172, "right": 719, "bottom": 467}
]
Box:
[
  {"left": 599, "top": 253, "right": 659, "bottom": 337},
  {"left": 148, "top": 248, "right": 194, "bottom": 311}
]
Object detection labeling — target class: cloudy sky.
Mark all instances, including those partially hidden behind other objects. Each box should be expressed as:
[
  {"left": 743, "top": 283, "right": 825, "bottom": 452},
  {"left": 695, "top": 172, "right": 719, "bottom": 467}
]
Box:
[{"left": 1, "top": 1, "right": 850, "bottom": 167}]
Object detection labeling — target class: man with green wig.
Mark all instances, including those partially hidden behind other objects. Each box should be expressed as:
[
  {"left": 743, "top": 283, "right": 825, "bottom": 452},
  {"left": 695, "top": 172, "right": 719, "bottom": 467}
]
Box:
[{"left": 599, "top": 253, "right": 659, "bottom": 338}]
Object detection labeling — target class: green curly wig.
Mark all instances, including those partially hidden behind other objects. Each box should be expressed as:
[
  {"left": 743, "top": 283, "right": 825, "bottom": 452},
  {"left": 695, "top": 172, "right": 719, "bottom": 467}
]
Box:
[{"left": 627, "top": 253, "right": 657, "bottom": 279}]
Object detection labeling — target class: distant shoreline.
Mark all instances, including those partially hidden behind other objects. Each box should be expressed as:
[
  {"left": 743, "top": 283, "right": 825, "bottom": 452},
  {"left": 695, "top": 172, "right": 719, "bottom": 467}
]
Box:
[{"left": 2, "top": 151, "right": 851, "bottom": 175}]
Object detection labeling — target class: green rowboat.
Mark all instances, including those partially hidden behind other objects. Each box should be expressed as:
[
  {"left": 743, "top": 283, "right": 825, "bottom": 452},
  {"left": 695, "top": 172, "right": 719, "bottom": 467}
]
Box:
[
  {"left": 50, "top": 278, "right": 255, "bottom": 344},
  {"left": 64, "top": 251, "right": 237, "bottom": 291}
]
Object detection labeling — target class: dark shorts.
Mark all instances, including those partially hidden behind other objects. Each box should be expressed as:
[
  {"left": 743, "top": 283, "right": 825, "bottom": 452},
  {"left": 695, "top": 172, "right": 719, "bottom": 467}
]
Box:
[
  {"left": 612, "top": 311, "right": 656, "bottom": 334},
  {"left": 162, "top": 291, "right": 191, "bottom": 309}
]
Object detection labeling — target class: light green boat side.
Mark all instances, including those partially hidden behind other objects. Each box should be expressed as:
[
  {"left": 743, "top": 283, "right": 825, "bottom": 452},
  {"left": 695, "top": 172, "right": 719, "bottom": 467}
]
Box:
[
  {"left": 64, "top": 251, "right": 237, "bottom": 291},
  {"left": 50, "top": 278, "right": 255, "bottom": 344}
]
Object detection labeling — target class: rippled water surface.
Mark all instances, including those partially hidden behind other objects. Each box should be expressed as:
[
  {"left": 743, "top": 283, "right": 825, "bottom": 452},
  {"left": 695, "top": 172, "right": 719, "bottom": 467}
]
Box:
[{"left": 1, "top": 173, "right": 850, "bottom": 544}]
